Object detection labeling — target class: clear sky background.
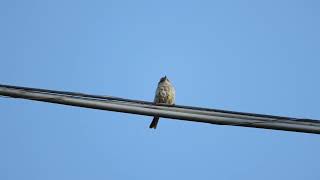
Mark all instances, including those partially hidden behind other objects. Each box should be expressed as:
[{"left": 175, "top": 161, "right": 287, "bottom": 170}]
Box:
[{"left": 1, "top": 0, "right": 320, "bottom": 179}]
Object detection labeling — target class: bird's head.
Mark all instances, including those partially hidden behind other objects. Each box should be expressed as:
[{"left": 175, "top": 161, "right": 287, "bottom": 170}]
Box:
[{"left": 159, "top": 76, "right": 169, "bottom": 83}]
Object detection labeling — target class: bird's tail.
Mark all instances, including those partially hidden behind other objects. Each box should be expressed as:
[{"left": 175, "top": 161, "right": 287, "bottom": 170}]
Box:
[{"left": 149, "top": 117, "right": 159, "bottom": 129}]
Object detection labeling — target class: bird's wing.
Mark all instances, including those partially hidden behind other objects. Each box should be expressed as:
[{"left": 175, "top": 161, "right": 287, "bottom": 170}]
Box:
[
  {"left": 154, "top": 86, "right": 160, "bottom": 103},
  {"left": 167, "top": 86, "right": 175, "bottom": 105}
]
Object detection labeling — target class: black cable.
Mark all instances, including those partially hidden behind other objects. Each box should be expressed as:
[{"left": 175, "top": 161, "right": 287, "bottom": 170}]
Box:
[{"left": 0, "top": 84, "right": 318, "bottom": 124}]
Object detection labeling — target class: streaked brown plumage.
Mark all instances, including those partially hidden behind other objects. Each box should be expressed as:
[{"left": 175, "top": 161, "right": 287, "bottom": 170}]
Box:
[{"left": 149, "top": 76, "right": 175, "bottom": 129}]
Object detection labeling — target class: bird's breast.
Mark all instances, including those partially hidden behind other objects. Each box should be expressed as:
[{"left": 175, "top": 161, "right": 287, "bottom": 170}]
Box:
[{"left": 155, "top": 83, "right": 175, "bottom": 104}]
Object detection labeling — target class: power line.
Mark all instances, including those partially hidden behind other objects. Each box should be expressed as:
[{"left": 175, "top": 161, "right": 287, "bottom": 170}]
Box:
[{"left": 0, "top": 84, "right": 319, "bottom": 134}]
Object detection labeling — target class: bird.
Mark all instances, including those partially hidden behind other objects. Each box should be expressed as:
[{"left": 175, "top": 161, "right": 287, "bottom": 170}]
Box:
[{"left": 149, "top": 76, "right": 175, "bottom": 129}]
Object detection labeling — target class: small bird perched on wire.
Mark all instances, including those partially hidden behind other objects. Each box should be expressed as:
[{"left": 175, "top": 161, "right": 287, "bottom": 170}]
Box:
[{"left": 149, "top": 76, "right": 175, "bottom": 129}]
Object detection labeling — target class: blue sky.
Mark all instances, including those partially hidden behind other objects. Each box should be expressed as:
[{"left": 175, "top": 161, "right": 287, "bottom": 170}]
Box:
[{"left": 1, "top": 0, "right": 320, "bottom": 179}]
